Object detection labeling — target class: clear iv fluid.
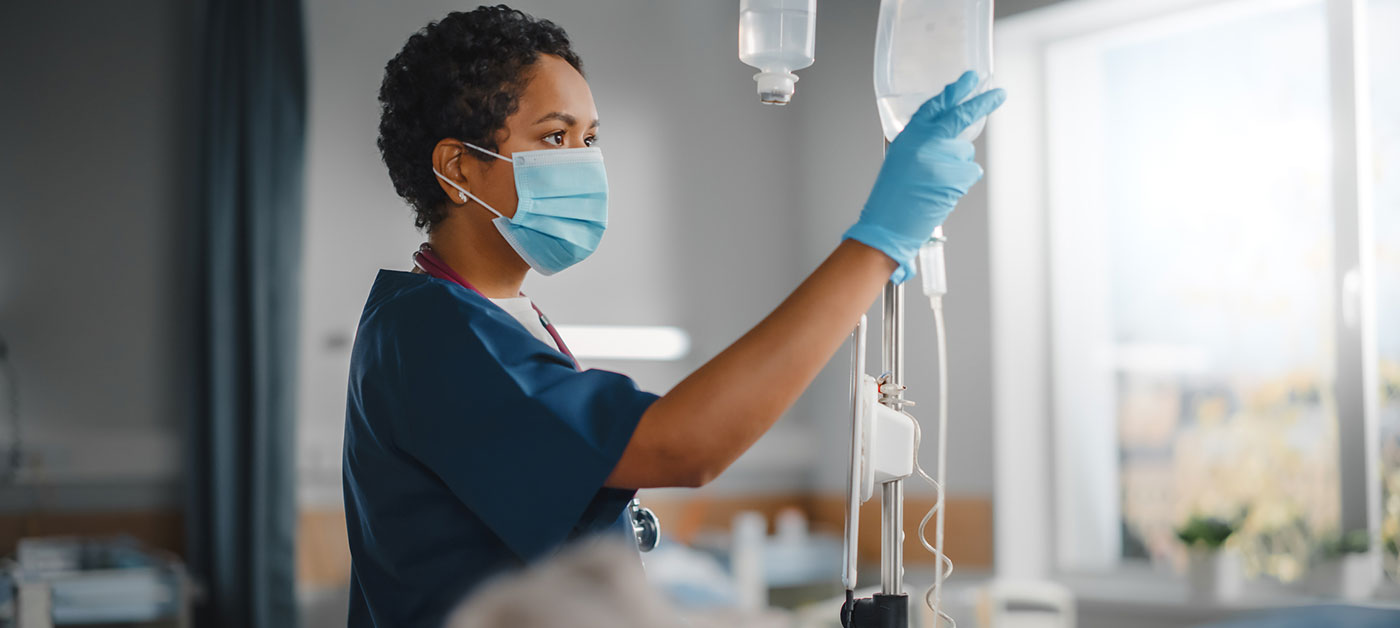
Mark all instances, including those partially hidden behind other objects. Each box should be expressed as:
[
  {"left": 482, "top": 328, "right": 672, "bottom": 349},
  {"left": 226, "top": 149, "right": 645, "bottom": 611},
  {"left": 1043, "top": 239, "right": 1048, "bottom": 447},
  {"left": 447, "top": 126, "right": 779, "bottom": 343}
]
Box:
[
  {"left": 874, "top": 0, "right": 994, "bottom": 142},
  {"left": 739, "top": 0, "right": 816, "bottom": 105}
]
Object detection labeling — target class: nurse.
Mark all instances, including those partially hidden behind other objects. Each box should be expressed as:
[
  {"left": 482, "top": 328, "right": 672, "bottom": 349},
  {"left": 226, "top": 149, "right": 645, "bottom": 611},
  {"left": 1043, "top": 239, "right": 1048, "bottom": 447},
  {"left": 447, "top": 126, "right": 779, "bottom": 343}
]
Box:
[{"left": 343, "top": 5, "right": 1004, "bottom": 627}]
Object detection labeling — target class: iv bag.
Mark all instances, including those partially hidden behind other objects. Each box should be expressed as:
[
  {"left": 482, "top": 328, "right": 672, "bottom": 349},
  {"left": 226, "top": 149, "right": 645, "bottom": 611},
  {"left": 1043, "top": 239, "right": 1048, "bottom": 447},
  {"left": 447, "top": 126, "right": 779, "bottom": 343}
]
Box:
[
  {"left": 739, "top": 0, "right": 817, "bottom": 105},
  {"left": 874, "top": 0, "right": 994, "bottom": 142}
]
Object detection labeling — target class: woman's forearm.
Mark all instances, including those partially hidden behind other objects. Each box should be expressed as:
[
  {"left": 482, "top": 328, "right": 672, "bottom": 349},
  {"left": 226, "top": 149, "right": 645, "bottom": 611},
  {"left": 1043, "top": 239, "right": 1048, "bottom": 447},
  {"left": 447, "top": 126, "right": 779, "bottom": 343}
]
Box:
[{"left": 606, "top": 240, "right": 896, "bottom": 488}]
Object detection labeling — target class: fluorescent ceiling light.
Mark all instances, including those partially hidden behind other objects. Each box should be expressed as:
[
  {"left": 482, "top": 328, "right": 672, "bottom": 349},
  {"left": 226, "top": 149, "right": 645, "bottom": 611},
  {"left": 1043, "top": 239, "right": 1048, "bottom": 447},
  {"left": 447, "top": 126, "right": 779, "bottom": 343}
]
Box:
[{"left": 555, "top": 325, "right": 691, "bottom": 361}]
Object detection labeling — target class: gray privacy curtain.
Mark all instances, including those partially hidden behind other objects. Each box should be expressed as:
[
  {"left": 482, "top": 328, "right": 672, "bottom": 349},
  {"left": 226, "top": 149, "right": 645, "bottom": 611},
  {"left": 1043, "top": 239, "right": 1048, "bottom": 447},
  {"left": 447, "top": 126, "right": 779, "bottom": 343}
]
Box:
[{"left": 187, "top": 0, "right": 306, "bottom": 625}]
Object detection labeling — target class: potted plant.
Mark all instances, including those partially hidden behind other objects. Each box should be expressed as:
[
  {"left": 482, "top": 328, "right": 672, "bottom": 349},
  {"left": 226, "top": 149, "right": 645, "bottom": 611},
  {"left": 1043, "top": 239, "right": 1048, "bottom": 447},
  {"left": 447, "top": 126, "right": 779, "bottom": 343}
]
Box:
[
  {"left": 1306, "top": 529, "right": 1378, "bottom": 600},
  {"left": 1177, "top": 514, "right": 1242, "bottom": 601},
  {"left": 1384, "top": 466, "right": 1400, "bottom": 585},
  {"left": 1386, "top": 531, "right": 1399, "bottom": 585}
]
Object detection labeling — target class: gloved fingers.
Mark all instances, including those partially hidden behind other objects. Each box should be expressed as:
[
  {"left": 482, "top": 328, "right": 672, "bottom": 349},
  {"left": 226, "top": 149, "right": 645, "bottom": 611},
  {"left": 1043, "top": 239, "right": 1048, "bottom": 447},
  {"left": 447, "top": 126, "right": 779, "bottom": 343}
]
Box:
[
  {"left": 912, "top": 70, "right": 981, "bottom": 122},
  {"left": 927, "top": 88, "right": 1007, "bottom": 139}
]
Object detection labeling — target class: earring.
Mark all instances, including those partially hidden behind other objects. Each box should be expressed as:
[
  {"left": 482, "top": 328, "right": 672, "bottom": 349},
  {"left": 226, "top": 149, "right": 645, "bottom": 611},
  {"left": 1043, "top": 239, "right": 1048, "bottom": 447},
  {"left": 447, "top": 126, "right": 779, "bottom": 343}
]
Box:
[{"left": 458, "top": 191, "right": 468, "bottom": 203}]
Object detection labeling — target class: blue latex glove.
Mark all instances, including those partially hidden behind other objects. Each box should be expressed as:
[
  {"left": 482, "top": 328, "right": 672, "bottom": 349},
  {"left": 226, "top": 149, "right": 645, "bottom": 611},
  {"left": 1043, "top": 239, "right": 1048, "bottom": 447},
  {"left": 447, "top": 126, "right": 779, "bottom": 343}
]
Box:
[{"left": 844, "top": 71, "right": 1007, "bottom": 283}]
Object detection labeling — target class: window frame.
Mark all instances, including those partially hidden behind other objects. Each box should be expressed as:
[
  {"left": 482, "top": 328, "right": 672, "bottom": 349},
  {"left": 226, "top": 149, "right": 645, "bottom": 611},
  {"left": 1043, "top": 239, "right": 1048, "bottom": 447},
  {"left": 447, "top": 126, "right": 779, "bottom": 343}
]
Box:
[{"left": 987, "top": 0, "right": 1383, "bottom": 590}]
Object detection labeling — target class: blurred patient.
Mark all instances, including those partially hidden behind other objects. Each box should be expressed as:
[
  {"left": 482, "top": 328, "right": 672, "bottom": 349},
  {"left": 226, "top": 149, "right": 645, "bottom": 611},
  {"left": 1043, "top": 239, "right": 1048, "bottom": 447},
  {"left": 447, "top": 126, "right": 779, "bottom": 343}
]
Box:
[{"left": 444, "top": 541, "right": 682, "bottom": 628}]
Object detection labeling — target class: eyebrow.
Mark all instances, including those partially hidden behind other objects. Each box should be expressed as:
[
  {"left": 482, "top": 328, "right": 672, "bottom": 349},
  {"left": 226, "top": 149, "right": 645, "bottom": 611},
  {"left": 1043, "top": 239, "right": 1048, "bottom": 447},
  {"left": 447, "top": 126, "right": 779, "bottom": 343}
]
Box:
[{"left": 533, "top": 111, "right": 600, "bottom": 130}]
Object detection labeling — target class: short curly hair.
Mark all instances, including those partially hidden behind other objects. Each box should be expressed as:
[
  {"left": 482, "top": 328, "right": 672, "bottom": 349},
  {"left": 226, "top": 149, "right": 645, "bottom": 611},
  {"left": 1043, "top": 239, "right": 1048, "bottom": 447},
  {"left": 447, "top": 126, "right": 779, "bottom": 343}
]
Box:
[{"left": 377, "top": 5, "right": 583, "bottom": 231}]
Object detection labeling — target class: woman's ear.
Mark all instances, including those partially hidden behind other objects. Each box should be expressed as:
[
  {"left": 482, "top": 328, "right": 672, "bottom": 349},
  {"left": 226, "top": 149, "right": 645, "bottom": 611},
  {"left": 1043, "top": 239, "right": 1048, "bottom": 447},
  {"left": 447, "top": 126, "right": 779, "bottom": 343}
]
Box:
[{"left": 432, "top": 139, "right": 469, "bottom": 204}]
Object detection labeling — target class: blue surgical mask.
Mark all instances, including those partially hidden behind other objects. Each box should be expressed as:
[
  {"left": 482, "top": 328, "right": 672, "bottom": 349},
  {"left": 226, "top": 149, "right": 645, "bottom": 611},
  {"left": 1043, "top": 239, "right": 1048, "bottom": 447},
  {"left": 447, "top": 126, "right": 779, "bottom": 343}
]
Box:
[{"left": 433, "top": 142, "right": 608, "bottom": 276}]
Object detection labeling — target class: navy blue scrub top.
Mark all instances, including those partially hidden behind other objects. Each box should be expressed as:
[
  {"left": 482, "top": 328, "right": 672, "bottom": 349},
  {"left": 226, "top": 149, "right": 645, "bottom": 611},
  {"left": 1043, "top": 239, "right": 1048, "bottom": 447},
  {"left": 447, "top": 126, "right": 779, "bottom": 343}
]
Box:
[{"left": 342, "top": 270, "right": 659, "bottom": 627}]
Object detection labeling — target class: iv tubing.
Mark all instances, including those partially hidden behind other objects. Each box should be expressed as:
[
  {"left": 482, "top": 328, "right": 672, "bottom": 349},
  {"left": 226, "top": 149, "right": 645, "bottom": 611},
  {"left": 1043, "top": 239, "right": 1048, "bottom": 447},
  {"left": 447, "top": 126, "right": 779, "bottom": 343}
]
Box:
[{"left": 913, "top": 237, "right": 953, "bottom": 627}]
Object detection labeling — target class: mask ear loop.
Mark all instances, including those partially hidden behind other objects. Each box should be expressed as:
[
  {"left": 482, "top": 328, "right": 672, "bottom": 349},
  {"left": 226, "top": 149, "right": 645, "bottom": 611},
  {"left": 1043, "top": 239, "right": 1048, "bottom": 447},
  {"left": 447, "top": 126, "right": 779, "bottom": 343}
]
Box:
[
  {"left": 461, "top": 141, "right": 512, "bottom": 162},
  {"left": 432, "top": 168, "right": 504, "bottom": 218},
  {"left": 431, "top": 140, "right": 513, "bottom": 215}
]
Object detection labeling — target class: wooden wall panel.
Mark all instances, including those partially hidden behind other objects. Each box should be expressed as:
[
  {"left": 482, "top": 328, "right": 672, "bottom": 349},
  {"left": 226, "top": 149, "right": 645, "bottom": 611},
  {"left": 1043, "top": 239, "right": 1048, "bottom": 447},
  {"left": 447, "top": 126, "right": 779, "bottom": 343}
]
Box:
[
  {"left": 616, "top": 494, "right": 993, "bottom": 568},
  {"left": 0, "top": 511, "right": 185, "bottom": 559},
  {"left": 294, "top": 493, "right": 994, "bottom": 589},
  {"left": 298, "top": 508, "right": 352, "bottom": 588},
  {"left": 805, "top": 496, "right": 994, "bottom": 568}
]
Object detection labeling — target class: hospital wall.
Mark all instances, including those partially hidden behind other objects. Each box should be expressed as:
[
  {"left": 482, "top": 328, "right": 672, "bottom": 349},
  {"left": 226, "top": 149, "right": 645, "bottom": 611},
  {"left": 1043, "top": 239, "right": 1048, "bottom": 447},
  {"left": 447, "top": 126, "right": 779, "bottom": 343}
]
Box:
[{"left": 0, "top": 0, "right": 193, "bottom": 551}]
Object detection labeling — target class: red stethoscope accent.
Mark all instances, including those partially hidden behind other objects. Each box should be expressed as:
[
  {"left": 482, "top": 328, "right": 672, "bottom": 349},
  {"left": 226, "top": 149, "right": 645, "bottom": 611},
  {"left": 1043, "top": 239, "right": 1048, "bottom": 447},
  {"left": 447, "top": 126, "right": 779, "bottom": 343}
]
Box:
[{"left": 412, "top": 243, "right": 578, "bottom": 368}]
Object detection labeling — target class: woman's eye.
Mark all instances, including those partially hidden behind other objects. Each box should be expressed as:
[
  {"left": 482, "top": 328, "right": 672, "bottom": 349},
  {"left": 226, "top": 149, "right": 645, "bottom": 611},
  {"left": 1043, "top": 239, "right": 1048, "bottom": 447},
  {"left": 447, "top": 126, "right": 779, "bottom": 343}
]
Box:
[
  {"left": 584, "top": 136, "right": 597, "bottom": 147},
  {"left": 544, "top": 132, "right": 565, "bottom": 146}
]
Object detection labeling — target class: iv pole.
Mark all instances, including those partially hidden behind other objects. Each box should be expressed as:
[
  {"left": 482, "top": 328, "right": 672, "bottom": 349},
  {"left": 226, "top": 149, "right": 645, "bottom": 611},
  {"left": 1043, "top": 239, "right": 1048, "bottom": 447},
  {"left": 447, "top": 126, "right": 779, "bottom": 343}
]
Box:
[
  {"left": 876, "top": 276, "right": 910, "bottom": 622},
  {"left": 737, "top": 4, "right": 970, "bottom": 626},
  {"left": 840, "top": 140, "right": 914, "bottom": 628},
  {"left": 841, "top": 270, "right": 913, "bottom": 628},
  {"left": 880, "top": 279, "right": 906, "bottom": 598}
]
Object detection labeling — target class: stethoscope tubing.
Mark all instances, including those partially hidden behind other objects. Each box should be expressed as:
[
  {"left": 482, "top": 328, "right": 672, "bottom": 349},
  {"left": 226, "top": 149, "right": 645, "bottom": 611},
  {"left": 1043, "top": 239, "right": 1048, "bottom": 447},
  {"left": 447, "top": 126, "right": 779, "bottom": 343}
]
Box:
[{"left": 412, "top": 243, "right": 579, "bottom": 368}]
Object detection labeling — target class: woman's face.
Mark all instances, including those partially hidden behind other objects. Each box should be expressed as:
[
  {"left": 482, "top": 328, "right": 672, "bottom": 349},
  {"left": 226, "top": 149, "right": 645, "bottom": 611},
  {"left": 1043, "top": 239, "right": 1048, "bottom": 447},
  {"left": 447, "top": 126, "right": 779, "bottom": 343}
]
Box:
[{"left": 457, "top": 54, "right": 599, "bottom": 220}]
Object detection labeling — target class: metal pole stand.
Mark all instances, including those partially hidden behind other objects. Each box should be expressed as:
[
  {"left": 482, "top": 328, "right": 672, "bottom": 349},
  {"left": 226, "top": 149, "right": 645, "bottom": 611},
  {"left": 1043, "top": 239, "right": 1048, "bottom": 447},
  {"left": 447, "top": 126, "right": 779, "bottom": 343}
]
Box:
[{"left": 842, "top": 281, "right": 910, "bottom": 628}]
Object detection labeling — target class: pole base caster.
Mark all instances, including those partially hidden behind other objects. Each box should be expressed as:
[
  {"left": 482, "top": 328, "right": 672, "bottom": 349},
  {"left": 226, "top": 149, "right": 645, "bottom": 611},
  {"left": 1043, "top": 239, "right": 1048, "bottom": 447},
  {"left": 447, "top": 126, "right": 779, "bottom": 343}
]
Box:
[{"left": 841, "top": 592, "right": 908, "bottom": 628}]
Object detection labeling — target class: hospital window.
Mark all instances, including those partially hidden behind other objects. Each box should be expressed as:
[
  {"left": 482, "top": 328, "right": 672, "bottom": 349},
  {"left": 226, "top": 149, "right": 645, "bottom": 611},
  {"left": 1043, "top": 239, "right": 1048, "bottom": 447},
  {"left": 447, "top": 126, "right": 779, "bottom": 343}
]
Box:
[
  {"left": 1373, "top": 0, "right": 1400, "bottom": 583},
  {"left": 1043, "top": 0, "right": 1395, "bottom": 581}
]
